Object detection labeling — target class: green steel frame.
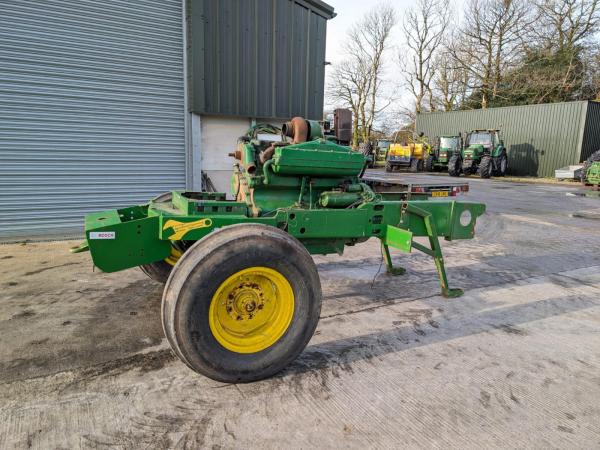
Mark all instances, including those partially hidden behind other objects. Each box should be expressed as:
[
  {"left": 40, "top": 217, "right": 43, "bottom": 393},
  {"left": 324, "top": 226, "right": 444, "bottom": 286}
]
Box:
[{"left": 73, "top": 124, "right": 486, "bottom": 299}]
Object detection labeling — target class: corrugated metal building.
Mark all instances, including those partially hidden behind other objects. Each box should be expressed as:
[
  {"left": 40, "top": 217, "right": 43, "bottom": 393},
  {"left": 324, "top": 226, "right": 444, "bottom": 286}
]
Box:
[
  {"left": 0, "top": 0, "right": 334, "bottom": 240},
  {"left": 416, "top": 101, "right": 600, "bottom": 177},
  {"left": 189, "top": 0, "right": 334, "bottom": 193},
  {"left": 190, "top": 0, "right": 330, "bottom": 119}
]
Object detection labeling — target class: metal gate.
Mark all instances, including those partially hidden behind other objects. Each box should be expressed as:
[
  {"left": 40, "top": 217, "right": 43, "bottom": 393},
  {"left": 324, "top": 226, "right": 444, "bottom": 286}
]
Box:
[{"left": 0, "top": 0, "right": 186, "bottom": 239}]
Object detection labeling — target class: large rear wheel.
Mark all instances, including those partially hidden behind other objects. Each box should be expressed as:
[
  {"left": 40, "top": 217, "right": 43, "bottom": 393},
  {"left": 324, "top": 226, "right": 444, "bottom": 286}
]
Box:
[
  {"left": 478, "top": 155, "right": 493, "bottom": 179},
  {"left": 494, "top": 152, "right": 508, "bottom": 177},
  {"left": 409, "top": 158, "right": 419, "bottom": 172},
  {"left": 162, "top": 224, "right": 322, "bottom": 382},
  {"left": 425, "top": 155, "right": 434, "bottom": 172},
  {"left": 448, "top": 154, "right": 461, "bottom": 177}
]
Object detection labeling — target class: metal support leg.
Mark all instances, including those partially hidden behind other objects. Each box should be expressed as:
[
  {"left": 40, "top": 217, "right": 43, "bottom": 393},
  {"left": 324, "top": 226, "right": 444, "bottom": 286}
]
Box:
[
  {"left": 382, "top": 243, "right": 406, "bottom": 275},
  {"left": 406, "top": 205, "right": 463, "bottom": 298}
]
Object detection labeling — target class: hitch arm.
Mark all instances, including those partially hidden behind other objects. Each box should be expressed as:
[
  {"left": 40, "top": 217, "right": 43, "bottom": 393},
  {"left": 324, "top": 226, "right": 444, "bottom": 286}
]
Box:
[{"left": 406, "top": 204, "right": 463, "bottom": 298}]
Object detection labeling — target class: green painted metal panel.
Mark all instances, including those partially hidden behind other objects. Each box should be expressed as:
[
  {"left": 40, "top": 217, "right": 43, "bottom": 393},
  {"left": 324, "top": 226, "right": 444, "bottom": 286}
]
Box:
[
  {"left": 190, "top": 0, "right": 334, "bottom": 120},
  {"left": 416, "top": 101, "right": 594, "bottom": 177},
  {"left": 384, "top": 225, "right": 413, "bottom": 253}
]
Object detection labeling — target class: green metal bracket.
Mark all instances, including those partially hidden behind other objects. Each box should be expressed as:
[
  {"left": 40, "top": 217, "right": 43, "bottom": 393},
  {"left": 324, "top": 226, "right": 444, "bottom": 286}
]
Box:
[
  {"left": 384, "top": 225, "right": 412, "bottom": 252},
  {"left": 406, "top": 204, "right": 464, "bottom": 298},
  {"left": 382, "top": 225, "right": 411, "bottom": 275}
]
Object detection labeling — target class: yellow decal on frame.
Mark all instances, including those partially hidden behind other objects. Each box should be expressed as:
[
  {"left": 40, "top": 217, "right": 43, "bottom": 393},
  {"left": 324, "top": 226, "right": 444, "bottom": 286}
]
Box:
[{"left": 163, "top": 218, "right": 213, "bottom": 240}]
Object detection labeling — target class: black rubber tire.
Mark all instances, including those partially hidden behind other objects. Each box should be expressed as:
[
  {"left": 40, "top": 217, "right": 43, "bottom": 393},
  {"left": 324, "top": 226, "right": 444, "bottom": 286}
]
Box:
[
  {"left": 424, "top": 155, "right": 434, "bottom": 172},
  {"left": 140, "top": 192, "right": 175, "bottom": 283},
  {"left": 409, "top": 158, "right": 419, "bottom": 173},
  {"left": 385, "top": 162, "right": 393, "bottom": 172},
  {"left": 140, "top": 261, "right": 173, "bottom": 284},
  {"left": 161, "top": 223, "right": 322, "bottom": 383},
  {"left": 581, "top": 149, "right": 600, "bottom": 184},
  {"left": 448, "top": 154, "right": 461, "bottom": 177},
  {"left": 478, "top": 155, "right": 493, "bottom": 179},
  {"left": 494, "top": 152, "right": 508, "bottom": 177}
]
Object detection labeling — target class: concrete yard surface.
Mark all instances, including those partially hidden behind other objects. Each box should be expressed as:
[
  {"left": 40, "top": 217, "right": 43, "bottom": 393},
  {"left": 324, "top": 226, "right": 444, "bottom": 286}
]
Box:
[{"left": 1, "top": 172, "right": 600, "bottom": 449}]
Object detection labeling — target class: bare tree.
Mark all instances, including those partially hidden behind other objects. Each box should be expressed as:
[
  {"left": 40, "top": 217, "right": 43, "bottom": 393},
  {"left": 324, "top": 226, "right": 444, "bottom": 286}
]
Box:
[
  {"left": 328, "top": 4, "right": 396, "bottom": 146},
  {"left": 402, "top": 0, "right": 450, "bottom": 114},
  {"left": 535, "top": 0, "right": 600, "bottom": 51},
  {"left": 482, "top": 0, "right": 600, "bottom": 104},
  {"left": 450, "top": 0, "right": 531, "bottom": 108},
  {"left": 431, "top": 37, "right": 475, "bottom": 111}
]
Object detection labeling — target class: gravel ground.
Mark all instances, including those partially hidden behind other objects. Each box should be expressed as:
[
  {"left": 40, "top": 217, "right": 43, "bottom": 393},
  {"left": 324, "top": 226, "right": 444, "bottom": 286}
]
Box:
[{"left": 1, "top": 171, "right": 600, "bottom": 449}]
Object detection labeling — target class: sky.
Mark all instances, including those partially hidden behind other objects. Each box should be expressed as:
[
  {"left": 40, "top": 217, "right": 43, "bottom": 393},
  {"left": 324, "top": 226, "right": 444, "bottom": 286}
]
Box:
[
  {"left": 324, "top": 0, "right": 411, "bottom": 65},
  {"left": 322, "top": 0, "right": 466, "bottom": 123}
]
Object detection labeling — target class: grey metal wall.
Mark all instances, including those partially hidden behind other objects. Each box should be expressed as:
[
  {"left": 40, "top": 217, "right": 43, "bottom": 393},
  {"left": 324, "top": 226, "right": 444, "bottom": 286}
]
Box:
[
  {"left": 190, "top": 0, "right": 334, "bottom": 120},
  {"left": 416, "top": 101, "right": 589, "bottom": 177},
  {"left": 0, "top": 0, "right": 186, "bottom": 239},
  {"left": 581, "top": 102, "right": 600, "bottom": 162}
]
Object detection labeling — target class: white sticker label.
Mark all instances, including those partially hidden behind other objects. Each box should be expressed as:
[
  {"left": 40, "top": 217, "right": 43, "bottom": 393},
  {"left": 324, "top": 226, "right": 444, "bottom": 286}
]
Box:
[{"left": 90, "top": 231, "right": 116, "bottom": 240}]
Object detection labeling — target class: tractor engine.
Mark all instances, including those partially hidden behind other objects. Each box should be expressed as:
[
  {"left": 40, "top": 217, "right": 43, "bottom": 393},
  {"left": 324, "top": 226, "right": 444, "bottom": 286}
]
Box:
[{"left": 231, "top": 117, "right": 375, "bottom": 217}]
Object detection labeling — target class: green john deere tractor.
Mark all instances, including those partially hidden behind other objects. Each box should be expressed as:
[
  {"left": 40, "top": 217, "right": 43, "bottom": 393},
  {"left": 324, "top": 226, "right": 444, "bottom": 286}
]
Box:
[
  {"left": 374, "top": 139, "right": 391, "bottom": 167},
  {"left": 448, "top": 130, "right": 508, "bottom": 178},
  {"left": 581, "top": 150, "right": 600, "bottom": 187},
  {"left": 426, "top": 135, "right": 462, "bottom": 172},
  {"left": 71, "top": 116, "right": 485, "bottom": 383}
]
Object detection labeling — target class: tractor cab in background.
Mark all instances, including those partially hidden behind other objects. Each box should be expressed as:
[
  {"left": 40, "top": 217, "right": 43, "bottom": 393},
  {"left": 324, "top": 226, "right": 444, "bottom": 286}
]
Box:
[
  {"left": 372, "top": 139, "right": 391, "bottom": 168},
  {"left": 449, "top": 129, "right": 507, "bottom": 178},
  {"left": 427, "top": 135, "right": 462, "bottom": 172}
]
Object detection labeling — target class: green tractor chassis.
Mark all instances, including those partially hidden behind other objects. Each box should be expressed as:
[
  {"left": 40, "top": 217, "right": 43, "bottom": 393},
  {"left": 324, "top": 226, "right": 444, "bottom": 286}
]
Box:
[{"left": 72, "top": 117, "right": 485, "bottom": 383}]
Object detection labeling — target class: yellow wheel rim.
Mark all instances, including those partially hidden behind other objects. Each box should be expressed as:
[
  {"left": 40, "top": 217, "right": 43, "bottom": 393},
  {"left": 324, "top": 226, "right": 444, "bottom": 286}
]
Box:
[
  {"left": 164, "top": 246, "right": 183, "bottom": 266},
  {"left": 209, "top": 267, "right": 295, "bottom": 353}
]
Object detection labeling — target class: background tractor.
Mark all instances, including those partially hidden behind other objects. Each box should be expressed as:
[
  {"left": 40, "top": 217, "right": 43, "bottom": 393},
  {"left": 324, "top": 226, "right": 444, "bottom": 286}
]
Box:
[
  {"left": 448, "top": 129, "right": 507, "bottom": 178},
  {"left": 386, "top": 131, "right": 431, "bottom": 173},
  {"left": 373, "top": 139, "right": 391, "bottom": 168},
  {"left": 362, "top": 139, "right": 391, "bottom": 168},
  {"left": 581, "top": 150, "right": 600, "bottom": 187},
  {"left": 584, "top": 162, "right": 600, "bottom": 188},
  {"left": 427, "top": 135, "right": 462, "bottom": 172}
]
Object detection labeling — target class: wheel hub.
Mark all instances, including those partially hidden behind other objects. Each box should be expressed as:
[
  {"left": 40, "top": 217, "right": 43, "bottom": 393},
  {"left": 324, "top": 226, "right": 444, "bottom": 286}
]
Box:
[
  {"left": 209, "top": 267, "right": 295, "bottom": 353},
  {"left": 226, "top": 282, "right": 265, "bottom": 320}
]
